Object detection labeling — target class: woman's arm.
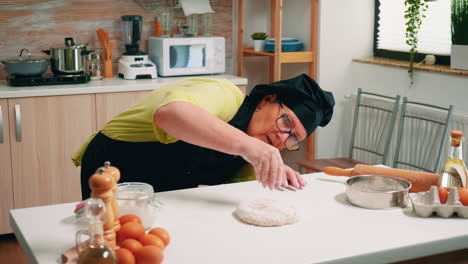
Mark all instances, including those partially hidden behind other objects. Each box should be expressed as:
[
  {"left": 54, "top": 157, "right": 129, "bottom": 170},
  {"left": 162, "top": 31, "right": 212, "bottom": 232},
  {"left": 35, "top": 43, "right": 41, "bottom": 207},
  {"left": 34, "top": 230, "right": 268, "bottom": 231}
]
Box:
[{"left": 154, "top": 101, "right": 286, "bottom": 189}]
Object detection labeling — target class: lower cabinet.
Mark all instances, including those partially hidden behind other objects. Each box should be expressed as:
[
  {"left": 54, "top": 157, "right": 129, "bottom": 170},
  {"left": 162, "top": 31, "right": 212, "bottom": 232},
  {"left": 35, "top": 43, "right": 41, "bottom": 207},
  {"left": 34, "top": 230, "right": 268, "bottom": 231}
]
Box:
[
  {"left": 0, "top": 99, "right": 14, "bottom": 234},
  {"left": 1, "top": 94, "right": 96, "bottom": 234},
  {"left": 0, "top": 91, "right": 150, "bottom": 234},
  {"left": 96, "top": 90, "right": 152, "bottom": 129}
]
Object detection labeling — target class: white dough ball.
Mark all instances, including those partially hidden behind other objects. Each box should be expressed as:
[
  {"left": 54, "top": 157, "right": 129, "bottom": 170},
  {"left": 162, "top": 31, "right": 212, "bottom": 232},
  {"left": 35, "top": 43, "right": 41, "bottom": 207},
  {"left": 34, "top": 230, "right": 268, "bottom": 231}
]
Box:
[{"left": 235, "top": 198, "right": 300, "bottom": 227}]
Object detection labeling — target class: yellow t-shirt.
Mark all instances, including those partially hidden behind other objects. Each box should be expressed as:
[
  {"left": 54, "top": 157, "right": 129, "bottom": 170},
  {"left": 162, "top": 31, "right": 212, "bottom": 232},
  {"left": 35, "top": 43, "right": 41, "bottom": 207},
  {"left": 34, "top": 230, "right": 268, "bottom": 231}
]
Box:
[{"left": 72, "top": 78, "right": 244, "bottom": 166}]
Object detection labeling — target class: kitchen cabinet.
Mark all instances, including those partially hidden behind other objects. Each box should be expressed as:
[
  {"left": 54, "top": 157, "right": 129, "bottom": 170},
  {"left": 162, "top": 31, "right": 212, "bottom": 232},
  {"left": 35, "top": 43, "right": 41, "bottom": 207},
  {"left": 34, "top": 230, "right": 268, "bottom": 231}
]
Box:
[
  {"left": 0, "top": 95, "right": 96, "bottom": 234},
  {"left": 236, "top": 0, "right": 318, "bottom": 161},
  {"left": 0, "top": 99, "right": 14, "bottom": 234},
  {"left": 96, "top": 90, "right": 152, "bottom": 129}
]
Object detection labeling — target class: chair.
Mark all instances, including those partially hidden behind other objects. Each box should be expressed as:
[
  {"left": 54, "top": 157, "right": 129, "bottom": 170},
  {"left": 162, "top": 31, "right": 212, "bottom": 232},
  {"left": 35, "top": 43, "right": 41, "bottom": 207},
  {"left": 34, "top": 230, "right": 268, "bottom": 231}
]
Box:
[
  {"left": 296, "top": 88, "right": 401, "bottom": 172},
  {"left": 392, "top": 97, "right": 454, "bottom": 173}
]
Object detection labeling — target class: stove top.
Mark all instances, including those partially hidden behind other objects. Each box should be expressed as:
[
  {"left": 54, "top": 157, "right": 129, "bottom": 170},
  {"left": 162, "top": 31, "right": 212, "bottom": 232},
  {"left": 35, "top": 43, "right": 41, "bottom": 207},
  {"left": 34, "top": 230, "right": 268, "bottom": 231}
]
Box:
[{"left": 7, "top": 73, "right": 90, "bottom": 87}]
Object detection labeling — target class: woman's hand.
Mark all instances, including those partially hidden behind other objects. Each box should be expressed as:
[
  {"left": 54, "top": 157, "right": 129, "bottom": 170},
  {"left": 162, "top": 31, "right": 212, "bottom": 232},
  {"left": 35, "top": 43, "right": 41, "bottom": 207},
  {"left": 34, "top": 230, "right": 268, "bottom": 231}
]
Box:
[
  {"left": 284, "top": 165, "right": 307, "bottom": 189},
  {"left": 239, "top": 137, "right": 286, "bottom": 189}
]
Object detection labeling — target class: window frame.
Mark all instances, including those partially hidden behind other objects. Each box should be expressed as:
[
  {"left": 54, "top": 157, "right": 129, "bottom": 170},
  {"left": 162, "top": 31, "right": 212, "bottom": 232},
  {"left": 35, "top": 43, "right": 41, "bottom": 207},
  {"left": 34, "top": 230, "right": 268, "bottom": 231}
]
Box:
[{"left": 373, "top": 0, "right": 450, "bottom": 66}]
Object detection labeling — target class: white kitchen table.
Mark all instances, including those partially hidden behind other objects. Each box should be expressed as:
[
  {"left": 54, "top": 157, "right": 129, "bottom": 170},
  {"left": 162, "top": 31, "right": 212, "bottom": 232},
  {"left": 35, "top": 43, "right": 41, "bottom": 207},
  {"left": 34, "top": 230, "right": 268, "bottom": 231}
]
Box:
[{"left": 9, "top": 173, "right": 468, "bottom": 264}]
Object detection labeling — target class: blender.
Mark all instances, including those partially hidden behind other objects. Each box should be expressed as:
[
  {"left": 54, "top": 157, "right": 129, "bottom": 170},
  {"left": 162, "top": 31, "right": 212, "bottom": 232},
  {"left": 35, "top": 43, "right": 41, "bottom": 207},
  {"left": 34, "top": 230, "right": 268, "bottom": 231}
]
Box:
[{"left": 118, "top": 15, "right": 157, "bottom": 79}]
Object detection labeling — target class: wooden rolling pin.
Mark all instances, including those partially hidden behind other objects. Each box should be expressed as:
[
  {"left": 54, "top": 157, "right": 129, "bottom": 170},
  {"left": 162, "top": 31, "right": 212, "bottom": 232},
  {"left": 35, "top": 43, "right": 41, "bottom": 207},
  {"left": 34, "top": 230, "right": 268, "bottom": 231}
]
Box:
[{"left": 323, "top": 164, "right": 440, "bottom": 192}]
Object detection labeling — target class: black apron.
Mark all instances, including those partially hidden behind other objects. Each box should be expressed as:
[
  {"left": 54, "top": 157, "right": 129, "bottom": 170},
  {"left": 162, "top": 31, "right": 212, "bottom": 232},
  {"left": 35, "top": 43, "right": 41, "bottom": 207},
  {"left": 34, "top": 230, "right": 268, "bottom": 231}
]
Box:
[{"left": 80, "top": 98, "right": 256, "bottom": 199}]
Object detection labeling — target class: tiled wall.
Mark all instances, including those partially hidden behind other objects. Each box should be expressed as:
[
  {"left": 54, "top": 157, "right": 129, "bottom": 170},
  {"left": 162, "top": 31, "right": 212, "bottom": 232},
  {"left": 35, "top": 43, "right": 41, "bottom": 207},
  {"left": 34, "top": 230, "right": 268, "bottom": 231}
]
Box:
[{"left": 0, "top": 0, "right": 233, "bottom": 79}]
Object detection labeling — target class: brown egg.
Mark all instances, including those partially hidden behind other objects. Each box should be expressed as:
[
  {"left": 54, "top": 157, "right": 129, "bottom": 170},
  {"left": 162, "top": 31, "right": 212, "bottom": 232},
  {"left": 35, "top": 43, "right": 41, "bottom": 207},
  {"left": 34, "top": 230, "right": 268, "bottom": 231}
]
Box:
[
  {"left": 438, "top": 187, "right": 449, "bottom": 204},
  {"left": 149, "top": 227, "right": 171, "bottom": 246},
  {"left": 115, "top": 248, "right": 135, "bottom": 264},
  {"left": 134, "top": 246, "right": 164, "bottom": 264},
  {"left": 120, "top": 239, "right": 143, "bottom": 255},
  {"left": 119, "top": 214, "right": 142, "bottom": 225},
  {"left": 138, "top": 234, "right": 165, "bottom": 249},
  {"left": 118, "top": 222, "right": 146, "bottom": 241},
  {"left": 459, "top": 188, "right": 468, "bottom": 206}
]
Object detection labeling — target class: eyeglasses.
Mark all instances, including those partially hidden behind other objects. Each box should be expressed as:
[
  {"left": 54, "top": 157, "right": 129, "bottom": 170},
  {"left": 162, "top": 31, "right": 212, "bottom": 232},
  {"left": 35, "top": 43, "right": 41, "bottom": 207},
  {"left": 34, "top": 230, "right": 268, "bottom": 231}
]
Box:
[{"left": 276, "top": 103, "right": 300, "bottom": 151}]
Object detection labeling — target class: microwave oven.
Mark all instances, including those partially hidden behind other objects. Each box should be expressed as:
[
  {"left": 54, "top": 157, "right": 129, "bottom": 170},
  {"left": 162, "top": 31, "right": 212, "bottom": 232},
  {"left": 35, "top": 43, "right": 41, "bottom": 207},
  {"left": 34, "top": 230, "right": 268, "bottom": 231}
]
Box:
[{"left": 148, "top": 36, "right": 225, "bottom": 77}]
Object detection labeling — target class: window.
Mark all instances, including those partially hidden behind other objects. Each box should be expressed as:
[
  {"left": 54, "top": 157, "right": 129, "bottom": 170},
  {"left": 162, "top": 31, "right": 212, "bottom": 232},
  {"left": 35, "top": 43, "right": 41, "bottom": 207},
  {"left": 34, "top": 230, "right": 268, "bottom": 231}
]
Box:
[{"left": 374, "top": 0, "right": 451, "bottom": 65}]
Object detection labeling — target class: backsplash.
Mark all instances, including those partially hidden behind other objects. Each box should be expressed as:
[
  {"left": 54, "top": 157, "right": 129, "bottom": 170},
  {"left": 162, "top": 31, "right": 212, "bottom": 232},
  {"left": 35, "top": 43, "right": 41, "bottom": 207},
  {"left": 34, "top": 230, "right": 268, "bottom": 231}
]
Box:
[{"left": 0, "top": 0, "right": 233, "bottom": 80}]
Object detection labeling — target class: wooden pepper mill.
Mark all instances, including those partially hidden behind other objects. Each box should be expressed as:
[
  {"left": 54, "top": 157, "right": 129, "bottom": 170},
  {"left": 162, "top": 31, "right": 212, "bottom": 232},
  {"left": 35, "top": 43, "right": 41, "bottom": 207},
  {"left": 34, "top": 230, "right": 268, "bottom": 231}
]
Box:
[
  {"left": 101, "top": 161, "right": 121, "bottom": 234},
  {"left": 89, "top": 168, "right": 116, "bottom": 249}
]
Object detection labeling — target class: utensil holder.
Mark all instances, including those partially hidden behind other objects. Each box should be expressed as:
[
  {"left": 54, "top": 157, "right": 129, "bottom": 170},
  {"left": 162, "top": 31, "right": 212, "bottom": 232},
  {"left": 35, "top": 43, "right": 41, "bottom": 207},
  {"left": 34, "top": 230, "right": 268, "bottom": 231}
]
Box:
[{"left": 103, "top": 60, "right": 113, "bottom": 78}]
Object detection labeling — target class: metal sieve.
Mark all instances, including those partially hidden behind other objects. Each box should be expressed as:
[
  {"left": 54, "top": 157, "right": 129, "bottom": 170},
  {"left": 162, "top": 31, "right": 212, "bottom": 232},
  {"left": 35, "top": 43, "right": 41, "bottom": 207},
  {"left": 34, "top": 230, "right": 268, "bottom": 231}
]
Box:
[{"left": 346, "top": 175, "right": 412, "bottom": 209}]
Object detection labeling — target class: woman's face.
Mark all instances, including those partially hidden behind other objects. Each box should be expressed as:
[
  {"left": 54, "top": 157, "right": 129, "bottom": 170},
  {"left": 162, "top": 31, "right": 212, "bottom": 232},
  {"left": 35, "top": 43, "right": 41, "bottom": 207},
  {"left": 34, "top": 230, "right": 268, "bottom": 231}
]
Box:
[{"left": 247, "top": 95, "right": 307, "bottom": 150}]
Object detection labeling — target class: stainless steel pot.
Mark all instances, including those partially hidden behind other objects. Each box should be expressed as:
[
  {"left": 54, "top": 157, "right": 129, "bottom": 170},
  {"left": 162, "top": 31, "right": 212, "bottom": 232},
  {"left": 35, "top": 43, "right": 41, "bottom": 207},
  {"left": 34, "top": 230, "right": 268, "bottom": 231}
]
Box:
[
  {"left": 2, "top": 49, "right": 49, "bottom": 76},
  {"left": 346, "top": 175, "right": 411, "bottom": 209},
  {"left": 42, "top": 37, "right": 92, "bottom": 76}
]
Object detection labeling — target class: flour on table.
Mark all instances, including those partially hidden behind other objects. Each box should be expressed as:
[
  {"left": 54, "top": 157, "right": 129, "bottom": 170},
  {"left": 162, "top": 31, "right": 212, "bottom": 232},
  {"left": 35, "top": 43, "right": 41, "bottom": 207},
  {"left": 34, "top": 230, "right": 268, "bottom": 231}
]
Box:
[{"left": 235, "top": 198, "right": 299, "bottom": 227}]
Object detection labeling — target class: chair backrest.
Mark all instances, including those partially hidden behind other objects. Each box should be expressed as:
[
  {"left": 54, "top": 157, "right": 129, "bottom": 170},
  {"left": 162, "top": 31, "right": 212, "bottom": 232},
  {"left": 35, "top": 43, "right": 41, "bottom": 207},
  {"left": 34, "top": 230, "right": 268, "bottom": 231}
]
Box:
[
  {"left": 349, "top": 88, "right": 401, "bottom": 165},
  {"left": 393, "top": 97, "right": 454, "bottom": 173}
]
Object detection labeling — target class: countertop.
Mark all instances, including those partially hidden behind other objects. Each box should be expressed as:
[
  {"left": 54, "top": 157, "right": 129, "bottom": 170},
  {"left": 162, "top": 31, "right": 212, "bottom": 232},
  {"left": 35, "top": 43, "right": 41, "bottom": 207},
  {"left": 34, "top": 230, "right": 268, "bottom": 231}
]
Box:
[
  {"left": 9, "top": 172, "right": 468, "bottom": 264},
  {"left": 0, "top": 74, "right": 248, "bottom": 99}
]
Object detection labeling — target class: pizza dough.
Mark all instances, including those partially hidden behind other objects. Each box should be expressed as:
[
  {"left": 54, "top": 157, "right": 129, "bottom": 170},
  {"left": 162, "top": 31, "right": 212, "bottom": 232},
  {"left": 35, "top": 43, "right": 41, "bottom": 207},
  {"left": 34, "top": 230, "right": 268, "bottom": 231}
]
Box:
[{"left": 234, "top": 198, "right": 300, "bottom": 227}]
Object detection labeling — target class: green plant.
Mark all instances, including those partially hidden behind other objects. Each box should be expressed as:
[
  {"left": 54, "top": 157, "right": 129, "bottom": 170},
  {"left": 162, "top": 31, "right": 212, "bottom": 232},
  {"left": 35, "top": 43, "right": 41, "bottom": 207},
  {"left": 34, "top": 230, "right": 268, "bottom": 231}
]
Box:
[
  {"left": 250, "top": 32, "right": 268, "bottom": 40},
  {"left": 452, "top": 0, "right": 468, "bottom": 45},
  {"left": 404, "top": 0, "right": 429, "bottom": 87}
]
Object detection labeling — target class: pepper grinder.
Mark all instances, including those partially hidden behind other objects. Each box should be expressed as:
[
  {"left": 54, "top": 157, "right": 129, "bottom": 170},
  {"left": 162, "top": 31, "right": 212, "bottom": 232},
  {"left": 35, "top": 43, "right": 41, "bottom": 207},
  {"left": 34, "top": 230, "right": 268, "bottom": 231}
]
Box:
[
  {"left": 89, "top": 168, "right": 116, "bottom": 249},
  {"left": 100, "top": 161, "right": 121, "bottom": 234}
]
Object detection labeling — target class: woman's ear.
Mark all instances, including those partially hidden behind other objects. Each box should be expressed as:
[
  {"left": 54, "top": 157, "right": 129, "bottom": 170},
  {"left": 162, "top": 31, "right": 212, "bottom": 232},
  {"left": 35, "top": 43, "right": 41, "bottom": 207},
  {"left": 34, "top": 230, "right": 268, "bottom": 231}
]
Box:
[
  {"left": 263, "top": 94, "right": 278, "bottom": 102},
  {"left": 256, "top": 94, "right": 279, "bottom": 111}
]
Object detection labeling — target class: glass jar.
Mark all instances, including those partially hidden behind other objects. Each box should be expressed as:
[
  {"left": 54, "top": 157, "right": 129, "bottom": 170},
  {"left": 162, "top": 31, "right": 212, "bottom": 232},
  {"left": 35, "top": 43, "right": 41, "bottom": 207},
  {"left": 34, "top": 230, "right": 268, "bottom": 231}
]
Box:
[
  {"left": 184, "top": 14, "right": 200, "bottom": 37},
  {"left": 86, "top": 51, "right": 102, "bottom": 80},
  {"left": 200, "top": 13, "right": 213, "bottom": 36},
  {"left": 171, "top": 18, "right": 183, "bottom": 38},
  {"left": 161, "top": 12, "right": 172, "bottom": 37},
  {"left": 116, "top": 182, "right": 162, "bottom": 229},
  {"left": 160, "top": 0, "right": 174, "bottom": 37}
]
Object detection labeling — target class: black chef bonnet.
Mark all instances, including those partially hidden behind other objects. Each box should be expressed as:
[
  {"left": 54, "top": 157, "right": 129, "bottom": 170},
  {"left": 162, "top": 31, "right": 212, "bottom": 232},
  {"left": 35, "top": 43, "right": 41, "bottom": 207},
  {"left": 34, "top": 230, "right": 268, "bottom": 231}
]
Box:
[{"left": 248, "top": 74, "right": 335, "bottom": 135}]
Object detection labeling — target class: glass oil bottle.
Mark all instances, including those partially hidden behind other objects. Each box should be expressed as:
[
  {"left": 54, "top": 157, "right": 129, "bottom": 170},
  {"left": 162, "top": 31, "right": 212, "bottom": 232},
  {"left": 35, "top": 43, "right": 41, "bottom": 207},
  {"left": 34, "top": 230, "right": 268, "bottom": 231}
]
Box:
[
  {"left": 76, "top": 198, "right": 117, "bottom": 264},
  {"left": 439, "top": 130, "right": 468, "bottom": 188}
]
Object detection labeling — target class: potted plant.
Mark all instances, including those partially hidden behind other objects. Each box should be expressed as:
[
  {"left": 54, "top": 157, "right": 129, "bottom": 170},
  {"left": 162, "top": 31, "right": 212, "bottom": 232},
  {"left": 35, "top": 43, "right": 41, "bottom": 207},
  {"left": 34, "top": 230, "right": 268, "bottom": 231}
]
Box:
[
  {"left": 451, "top": 0, "right": 468, "bottom": 70},
  {"left": 404, "top": 0, "right": 429, "bottom": 87},
  {"left": 251, "top": 32, "right": 268, "bottom": 52}
]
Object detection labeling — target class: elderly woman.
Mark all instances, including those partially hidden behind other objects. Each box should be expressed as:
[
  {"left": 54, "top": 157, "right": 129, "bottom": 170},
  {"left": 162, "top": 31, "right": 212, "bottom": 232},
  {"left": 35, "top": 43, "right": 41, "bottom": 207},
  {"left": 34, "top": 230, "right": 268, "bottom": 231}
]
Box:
[{"left": 73, "top": 74, "right": 334, "bottom": 198}]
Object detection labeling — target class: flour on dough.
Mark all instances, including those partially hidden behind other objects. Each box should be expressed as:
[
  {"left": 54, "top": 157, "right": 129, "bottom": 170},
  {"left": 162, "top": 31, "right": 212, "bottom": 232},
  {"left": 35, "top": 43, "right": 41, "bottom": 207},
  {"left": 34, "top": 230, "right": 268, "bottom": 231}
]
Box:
[{"left": 235, "top": 198, "right": 299, "bottom": 227}]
